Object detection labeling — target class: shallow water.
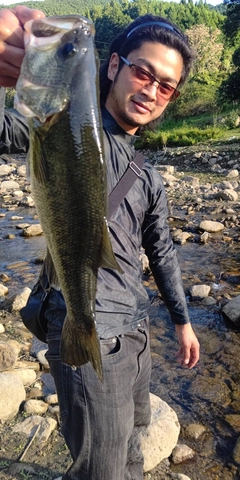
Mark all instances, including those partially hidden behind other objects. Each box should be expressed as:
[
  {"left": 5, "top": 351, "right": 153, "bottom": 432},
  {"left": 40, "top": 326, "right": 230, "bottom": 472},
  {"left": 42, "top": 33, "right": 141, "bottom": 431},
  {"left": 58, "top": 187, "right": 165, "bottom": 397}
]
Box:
[{"left": 1, "top": 203, "right": 240, "bottom": 479}]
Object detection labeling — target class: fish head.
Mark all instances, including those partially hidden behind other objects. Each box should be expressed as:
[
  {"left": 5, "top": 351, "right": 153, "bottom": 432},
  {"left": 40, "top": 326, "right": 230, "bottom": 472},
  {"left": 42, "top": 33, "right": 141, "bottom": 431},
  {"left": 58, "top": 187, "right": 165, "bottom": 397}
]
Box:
[{"left": 14, "top": 15, "right": 95, "bottom": 123}]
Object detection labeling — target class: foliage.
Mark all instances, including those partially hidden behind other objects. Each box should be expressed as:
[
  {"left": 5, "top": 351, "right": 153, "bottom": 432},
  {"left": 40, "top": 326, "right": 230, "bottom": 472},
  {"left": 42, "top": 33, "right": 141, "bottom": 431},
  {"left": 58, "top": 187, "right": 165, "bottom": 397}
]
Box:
[
  {"left": 136, "top": 124, "right": 224, "bottom": 149},
  {"left": 186, "top": 24, "right": 224, "bottom": 76}
]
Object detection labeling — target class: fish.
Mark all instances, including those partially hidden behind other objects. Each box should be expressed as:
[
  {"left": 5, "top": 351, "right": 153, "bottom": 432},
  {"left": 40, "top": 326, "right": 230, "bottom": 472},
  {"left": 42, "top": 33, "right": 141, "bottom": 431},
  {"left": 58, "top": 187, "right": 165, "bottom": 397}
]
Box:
[{"left": 14, "top": 15, "right": 122, "bottom": 380}]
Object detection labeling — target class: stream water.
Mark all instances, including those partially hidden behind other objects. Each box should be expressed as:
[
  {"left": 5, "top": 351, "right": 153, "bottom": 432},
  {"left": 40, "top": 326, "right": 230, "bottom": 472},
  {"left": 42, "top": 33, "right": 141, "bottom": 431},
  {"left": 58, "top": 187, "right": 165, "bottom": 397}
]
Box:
[{"left": 0, "top": 202, "right": 240, "bottom": 479}]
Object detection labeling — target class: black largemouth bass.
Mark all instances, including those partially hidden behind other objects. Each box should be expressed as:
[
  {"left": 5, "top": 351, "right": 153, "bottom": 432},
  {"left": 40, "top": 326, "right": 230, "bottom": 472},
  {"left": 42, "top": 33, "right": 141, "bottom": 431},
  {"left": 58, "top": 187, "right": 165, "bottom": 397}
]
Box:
[{"left": 14, "top": 15, "right": 122, "bottom": 380}]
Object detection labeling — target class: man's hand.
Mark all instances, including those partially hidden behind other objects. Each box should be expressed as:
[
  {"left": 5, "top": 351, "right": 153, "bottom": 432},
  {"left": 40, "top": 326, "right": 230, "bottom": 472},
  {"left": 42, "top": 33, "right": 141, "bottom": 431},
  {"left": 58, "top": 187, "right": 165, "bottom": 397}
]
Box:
[
  {"left": 0, "top": 6, "right": 45, "bottom": 87},
  {"left": 175, "top": 323, "right": 200, "bottom": 369}
]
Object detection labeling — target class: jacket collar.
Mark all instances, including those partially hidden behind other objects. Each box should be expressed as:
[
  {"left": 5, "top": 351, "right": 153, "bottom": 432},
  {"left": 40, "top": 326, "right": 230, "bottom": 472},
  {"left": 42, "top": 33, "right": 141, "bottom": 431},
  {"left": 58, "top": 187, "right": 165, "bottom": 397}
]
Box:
[{"left": 101, "top": 107, "right": 138, "bottom": 146}]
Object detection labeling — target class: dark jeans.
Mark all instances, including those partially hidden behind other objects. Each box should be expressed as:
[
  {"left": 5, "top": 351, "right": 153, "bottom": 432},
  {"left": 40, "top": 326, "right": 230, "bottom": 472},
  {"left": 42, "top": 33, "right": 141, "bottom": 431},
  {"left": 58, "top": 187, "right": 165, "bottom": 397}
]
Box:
[{"left": 45, "top": 318, "right": 151, "bottom": 480}]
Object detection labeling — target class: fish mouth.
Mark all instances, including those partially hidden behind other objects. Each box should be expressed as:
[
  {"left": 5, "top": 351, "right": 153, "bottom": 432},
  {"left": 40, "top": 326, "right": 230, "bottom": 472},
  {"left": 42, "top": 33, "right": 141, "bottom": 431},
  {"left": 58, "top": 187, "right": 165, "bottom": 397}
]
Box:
[{"left": 24, "top": 15, "right": 95, "bottom": 50}]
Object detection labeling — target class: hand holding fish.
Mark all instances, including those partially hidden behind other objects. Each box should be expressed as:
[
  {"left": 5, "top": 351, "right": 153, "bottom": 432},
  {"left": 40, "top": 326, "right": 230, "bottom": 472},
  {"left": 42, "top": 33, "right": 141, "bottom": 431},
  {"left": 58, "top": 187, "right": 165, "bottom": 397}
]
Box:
[{"left": 0, "top": 6, "right": 45, "bottom": 87}]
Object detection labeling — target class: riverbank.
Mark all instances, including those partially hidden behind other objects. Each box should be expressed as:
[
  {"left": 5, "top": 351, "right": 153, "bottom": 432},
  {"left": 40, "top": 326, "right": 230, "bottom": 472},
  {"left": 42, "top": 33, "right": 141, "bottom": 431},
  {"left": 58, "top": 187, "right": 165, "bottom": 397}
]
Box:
[{"left": 0, "top": 142, "right": 240, "bottom": 480}]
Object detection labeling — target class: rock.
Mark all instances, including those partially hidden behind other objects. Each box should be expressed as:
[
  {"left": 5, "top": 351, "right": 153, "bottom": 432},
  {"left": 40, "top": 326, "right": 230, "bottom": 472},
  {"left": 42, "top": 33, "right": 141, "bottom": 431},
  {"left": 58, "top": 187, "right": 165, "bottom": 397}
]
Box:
[
  {"left": 214, "top": 189, "right": 238, "bottom": 201},
  {"left": 156, "top": 165, "right": 175, "bottom": 174},
  {"left": 222, "top": 295, "right": 240, "bottom": 326},
  {"left": 21, "top": 224, "right": 43, "bottom": 237},
  {"left": 171, "top": 443, "right": 195, "bottom": 464},
  {"left": 17, "top": 165, "right": 27, "bottom": 177},
  {"left": 12, "top": 415, "right": 57, "bottom": 447},
  {"left": 36, "top": 349, "right": 49, "bottom": 369},
  {"left": 10, "top": 287, "right": 31, "bottom": 312},
  {"left": 0, "top": 323, "right": 5, "bottom": 333},
  {"left": 0, "top": 342, "right": 18, "bottom": 371},
  {"left": 20, "top": 195, "right": 35, "bottom": 207},
  {"left": 3, "top": 368, "right": 36, "bottom": 386},
  {"left": 190, "top": 284, "right": 211, "bottom": 300},
  {"left": 0, "top": 373, "right": 26, "bottom": 421},
  {"left": 182, "top": 175, "right": 199, "bottom": 186},
  {"left": 9, "top": 463, "right": 36, "bottom": 477},
  {"left": 0, "top": 164, "right": 15, "bottom": 176},
  {"left": 1, "top": 179, "right": 20, "bottom": 191},
  {"left": 141, "top": 393, "right": 180, "bottom": 473},
  {"left": 139, "top": 252, "right": 150, "bottom": 274},
  {"left": 171, "top": 474, "right": 192, "bottom": 480},
  {"left": 185, "top": 423, "right": 206, "bottom": 440},
  {"left": 233, "top": 436, "right": 240, "bottom": 465},
  {"left": 199, "top": 220, "right": 224, "bottom": 233},
  {"left": 23, "top": 399, "right": 49, "bottom": 414},
  {"left": 201, "top": 296, "right": 216, "bottom": 306},
  {"left": 0, "top": 283, "right": 8, "bottom": 296},
  {"left": 172, "top": 232, "right": 192, "bottom": 245},
  {"left": 226, "top": 169, "right": 239, "bottom": 178},
  {"left": 45, "top": 393, "right": 58, "bottom": 405}
]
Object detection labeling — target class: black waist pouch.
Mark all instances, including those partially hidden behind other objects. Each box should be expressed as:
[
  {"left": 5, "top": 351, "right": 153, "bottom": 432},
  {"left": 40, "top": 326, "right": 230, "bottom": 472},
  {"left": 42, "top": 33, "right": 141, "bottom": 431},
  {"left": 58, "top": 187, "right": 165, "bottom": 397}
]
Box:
[{"left": 20, "top": 265, "right": 51, "bottom": 343}]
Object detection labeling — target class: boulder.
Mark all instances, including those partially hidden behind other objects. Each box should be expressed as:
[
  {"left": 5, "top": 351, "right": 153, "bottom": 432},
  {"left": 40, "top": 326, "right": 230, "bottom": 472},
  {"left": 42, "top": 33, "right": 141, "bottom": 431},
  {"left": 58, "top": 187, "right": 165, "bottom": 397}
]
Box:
[{"left": 141, "top": 393, "right": 180, "bottom": 472}]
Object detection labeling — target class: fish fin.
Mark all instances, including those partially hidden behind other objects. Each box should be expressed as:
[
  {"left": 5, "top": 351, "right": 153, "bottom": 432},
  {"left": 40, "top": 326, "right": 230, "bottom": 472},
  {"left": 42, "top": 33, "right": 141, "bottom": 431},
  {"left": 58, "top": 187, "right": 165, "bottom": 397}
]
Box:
[
  {"left": 60, "top": 316, "right": 103, "bottom": 381},
  {"left": 45, "top": 249, "right": 60, "bottom": 290},
  {"left": 100, "top": 218, "right": 123, "bottom": 273}
]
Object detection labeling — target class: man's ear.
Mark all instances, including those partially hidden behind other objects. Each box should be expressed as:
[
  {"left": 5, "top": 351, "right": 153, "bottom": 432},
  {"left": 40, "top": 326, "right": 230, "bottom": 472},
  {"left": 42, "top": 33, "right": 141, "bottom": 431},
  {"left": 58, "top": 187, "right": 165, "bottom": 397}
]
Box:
[{"left": 107, "top": 53, "right": 120, "bottom": 81}]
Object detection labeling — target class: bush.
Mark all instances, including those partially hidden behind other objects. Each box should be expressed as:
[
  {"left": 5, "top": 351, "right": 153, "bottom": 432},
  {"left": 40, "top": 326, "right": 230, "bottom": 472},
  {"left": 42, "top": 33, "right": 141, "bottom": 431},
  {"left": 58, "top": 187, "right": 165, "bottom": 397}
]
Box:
[{"left": 137, "top": 126, "right": 224, "bottom": 150}]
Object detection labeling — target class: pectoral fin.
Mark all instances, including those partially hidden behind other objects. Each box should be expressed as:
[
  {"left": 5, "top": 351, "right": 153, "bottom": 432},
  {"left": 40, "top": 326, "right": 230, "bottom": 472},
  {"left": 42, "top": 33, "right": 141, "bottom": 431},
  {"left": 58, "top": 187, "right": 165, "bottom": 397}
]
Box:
[{"left": 100, "top": 218, "right": 123, "bottom": 273}]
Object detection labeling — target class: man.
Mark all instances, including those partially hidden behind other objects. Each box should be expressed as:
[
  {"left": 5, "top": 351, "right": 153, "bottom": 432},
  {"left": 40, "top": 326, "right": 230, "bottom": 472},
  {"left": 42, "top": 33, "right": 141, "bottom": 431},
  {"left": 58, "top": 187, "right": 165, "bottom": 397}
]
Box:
[{"left": 0, "top": 6, "right": 200, "bottom": 480}]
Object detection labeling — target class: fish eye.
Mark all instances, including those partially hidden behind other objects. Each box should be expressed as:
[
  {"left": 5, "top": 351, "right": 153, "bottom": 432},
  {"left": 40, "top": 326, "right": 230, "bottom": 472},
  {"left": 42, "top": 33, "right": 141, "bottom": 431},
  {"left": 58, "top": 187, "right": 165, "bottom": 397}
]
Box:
[{"left": 62, "top": 42, "right": 78, "bottom": 57}]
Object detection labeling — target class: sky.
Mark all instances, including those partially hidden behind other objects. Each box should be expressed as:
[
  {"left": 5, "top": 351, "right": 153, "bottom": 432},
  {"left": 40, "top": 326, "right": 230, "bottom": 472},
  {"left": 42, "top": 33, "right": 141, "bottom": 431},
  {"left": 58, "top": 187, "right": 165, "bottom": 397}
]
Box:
[{"left": 0, "top": 0, "right": 223, "bottom": 6}]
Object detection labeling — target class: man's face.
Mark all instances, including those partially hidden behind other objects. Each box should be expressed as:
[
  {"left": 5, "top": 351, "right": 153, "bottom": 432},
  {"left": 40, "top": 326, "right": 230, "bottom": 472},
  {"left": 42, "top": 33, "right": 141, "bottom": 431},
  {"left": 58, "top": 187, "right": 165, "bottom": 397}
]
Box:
[{"left": 105, "top": 41, "right": 183, "bottom": 135}]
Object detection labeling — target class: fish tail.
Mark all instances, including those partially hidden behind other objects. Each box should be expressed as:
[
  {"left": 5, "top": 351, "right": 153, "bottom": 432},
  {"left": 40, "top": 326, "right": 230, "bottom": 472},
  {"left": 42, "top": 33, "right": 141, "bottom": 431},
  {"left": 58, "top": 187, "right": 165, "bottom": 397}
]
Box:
[{"left": 60, "top": 316, "right": 103, "bottom": 381}]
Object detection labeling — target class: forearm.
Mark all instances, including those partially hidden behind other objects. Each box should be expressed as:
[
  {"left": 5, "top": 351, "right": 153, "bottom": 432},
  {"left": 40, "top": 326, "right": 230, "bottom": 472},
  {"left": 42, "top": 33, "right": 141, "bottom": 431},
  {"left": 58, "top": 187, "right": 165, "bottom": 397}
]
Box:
[{"left": 151, "top": 250, "right": 190, "bottom": 325}]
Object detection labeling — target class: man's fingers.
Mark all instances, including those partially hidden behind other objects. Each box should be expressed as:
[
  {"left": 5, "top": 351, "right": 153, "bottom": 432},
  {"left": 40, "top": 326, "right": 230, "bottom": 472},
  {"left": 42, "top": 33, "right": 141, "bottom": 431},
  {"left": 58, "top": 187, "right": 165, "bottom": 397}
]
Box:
[
  {"left": 0, "top": 75, "right": 17, "bottom": 87},
  {"left": 11, "top": 6, "right": 45, "bottom": 26},
  {"left": 0, "top": 43, "right": 24, "bottom": 69}
]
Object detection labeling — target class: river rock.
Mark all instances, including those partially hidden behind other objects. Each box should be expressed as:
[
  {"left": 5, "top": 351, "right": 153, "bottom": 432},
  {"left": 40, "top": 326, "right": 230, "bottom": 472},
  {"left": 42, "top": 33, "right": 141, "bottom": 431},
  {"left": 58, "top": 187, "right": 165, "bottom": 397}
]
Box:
[
  {"left": 0, "top": 323, "right": 5, "bottom": 333},
  {"left": 21, "top": 224, "right": 43, "bottom": 237},
  {"left": 214, "top": 189, "right": 238, "bottom": 201},
  {"left": 182, "top": 175, "right": 199, "bottom": 186},
  {"left": 226, "top": 169, "right": 239, "bottom": 178},
  {"left": 44, "top": 393, "right": 58, "bottom": 405},
  {"left": 10, "top": 286, "right": 31, "bottom": 312},
  {"left": 23, "top": 399, "right": 49, "bottom": 414},
  {"left": 172, "top": 231, "right": 192, "bottom": 245},
  {"left": 199, "top": 220, "right": 224, "bottom": 233},
  {"left": 156, "top": 165, "right": 175, "bottom": 174},
  {"left": 185, "top": 423, "right": 206, "bottom": 440},
  {"left": 141, "top": 393, "right": 180, "bottom": 473},
  {"left": 9, "top": 463, "right": 36, "bottom": 477},
  {"left": 189, "top": 284, "right": 211, "bottom": 299},
  {"left": 12, "top": 415, "right": 57, "bottom": 447},
  {"left": 1, "top": 179, "right": 20, "bottom": 191},
  {"left": 20, "top": 195, "right": 35, "bottom": 207},
  {"left": 233, "top": 436, "right": 240, "bottom": 466},
  {"left": 0, "top": 164, "right": 16, "bottom": 176},
  {"left": 0, "top": 372, "right": 26, "bottom": 421},
  {"left": 171, "top": 443, "right": 195, "bottom": 464},
  {"left": 0, "top": 283, "right": 8, "bottom": 296},
  {"left": 3, "top": 367, "right": 36, "bottom": 386},
  {"left": 36, "top": 349, "right": 49, "bottom": 369},
  {"left": 171, "top": 474, "right": 192, "bottom": 480},
  {"left": 222, "top": 295, "right": 240, "bottom": 326},
  {"left": 0, "top": 341, "right": 18, "bottom": 371},
  {"left": 17, "top": 165, "right": 27, "bottom": 177}
]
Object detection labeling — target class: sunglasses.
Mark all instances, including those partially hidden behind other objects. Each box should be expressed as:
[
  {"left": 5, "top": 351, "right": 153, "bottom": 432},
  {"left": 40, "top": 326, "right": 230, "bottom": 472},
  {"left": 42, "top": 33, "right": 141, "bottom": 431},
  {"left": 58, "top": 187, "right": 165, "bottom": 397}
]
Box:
[{"left": 120, "top": 56, "right": 180, "bottom": 102}]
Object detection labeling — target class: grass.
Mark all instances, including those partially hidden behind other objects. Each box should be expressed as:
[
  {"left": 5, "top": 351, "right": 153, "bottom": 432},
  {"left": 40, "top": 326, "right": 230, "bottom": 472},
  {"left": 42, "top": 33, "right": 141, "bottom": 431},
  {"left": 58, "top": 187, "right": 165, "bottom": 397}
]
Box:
[{"left": 136, "top": 107, "right": 240, "bottom": 150}]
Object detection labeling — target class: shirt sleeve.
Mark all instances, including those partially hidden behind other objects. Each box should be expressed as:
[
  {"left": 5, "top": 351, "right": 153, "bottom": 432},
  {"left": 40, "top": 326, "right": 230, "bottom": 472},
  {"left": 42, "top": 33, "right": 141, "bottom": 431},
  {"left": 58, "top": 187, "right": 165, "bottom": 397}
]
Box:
[
  {"left": 142, "top": 168, "right": 190, "bottom": 325},
  {"left": 0, "top": 87, "right": 29, "bottom": 154}
]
